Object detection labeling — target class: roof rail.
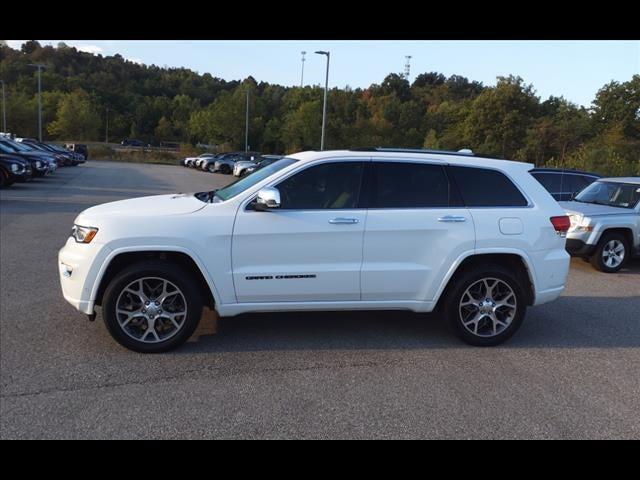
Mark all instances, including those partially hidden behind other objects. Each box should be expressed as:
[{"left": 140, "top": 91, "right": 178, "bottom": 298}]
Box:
[{"left": 349, "top": 147, "right": 475, "bottom": 156}]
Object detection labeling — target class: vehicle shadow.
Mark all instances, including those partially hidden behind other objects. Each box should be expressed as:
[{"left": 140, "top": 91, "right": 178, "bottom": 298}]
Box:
[
  {"left": 569, "top": 257, "right": 640, "bottom": 276},
  {"left": 179, "top": 295, "right": 640, "bottom": 354}
]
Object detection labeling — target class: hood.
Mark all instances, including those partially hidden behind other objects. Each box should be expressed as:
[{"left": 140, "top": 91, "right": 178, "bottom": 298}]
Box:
[
  {"left": 559, "top": 201, "right": 636, "bottom": 217},
  {"left": 76, "top": 193, "right": 207, "bottom": 224}
]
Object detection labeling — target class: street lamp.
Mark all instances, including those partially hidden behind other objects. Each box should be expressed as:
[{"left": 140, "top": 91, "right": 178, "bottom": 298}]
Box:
[
  {"left": 0, "top": 80, "right": 6, "bottom": 133},
  {"left": 315, "top": 50, "right": 330, "bottom": 150},
  {"left": 28, "top": 64, "right": 45, "bottom": 141}
]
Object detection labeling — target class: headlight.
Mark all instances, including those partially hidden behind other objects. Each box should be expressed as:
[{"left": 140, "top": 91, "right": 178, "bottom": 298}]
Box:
[
  {"left": 11, "top": 163, "right": 19, "bottom": 172},
  {"left": 71, "top": 225, "right": 99, "bottom": 243},
  {"left": 36, "top": 161, "right": 42, "bottom": 168}
]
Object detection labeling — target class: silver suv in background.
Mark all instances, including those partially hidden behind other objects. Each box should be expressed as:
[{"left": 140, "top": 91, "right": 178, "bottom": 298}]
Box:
[{"left": 560, "top": 177, "right": 640, "bottom": 272}]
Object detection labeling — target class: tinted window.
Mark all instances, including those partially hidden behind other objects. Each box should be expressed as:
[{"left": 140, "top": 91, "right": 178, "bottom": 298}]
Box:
[
  {"left": 276, "top": 162, "right": 363, "bottom": 209},
  {"left": 531, "top": 172, "right": 562, "bottom": 193},
  {"left": 564, "top": 174, "right": 590, "bottom": 194},
  {"left": 369, "top": 162, "right": 454, "bottom": 208},
  {"left": 449, "top": 166, "right": 528, "bottom": 207}
]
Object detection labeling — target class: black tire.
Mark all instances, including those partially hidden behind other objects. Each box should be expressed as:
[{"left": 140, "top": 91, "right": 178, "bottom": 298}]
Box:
[
  {"left": 207, "top": 164, "right": 216, "bottom": 173},
  {"left": 102, "top": 260, "right": 203, "bottom": 353},
  {"left": 589, "top": 232, "right": 629, "bottom": 273},
  {"left": 443, "top": 264, "right": 527, "bottom": 346},
  {"left": 220, "top": 164, "right": 231, "bottom": 174}
]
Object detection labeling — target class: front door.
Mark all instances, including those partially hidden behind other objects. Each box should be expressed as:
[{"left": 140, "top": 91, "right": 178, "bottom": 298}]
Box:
[{"left": 232, "top": 160, "right": 366, "bottom": 303}]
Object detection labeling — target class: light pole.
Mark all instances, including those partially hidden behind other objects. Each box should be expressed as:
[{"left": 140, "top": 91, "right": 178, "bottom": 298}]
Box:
[
  {"left": 245, "top": 89, "right": 250, "bottom": 153},
  {"left": 28, "top": 64, "right": 45, "bottom": 141},
  {"left": 0, "top": 80, "right": 6, "bottom": 133},
  {"left": 105, "top": 107, "right": 109, "bottom": 143},
  {"left": 315, "top": 50, "right": 330, "bottom": 150},
  {"left": 300, "top": 51, "right": 306, "bottom": 87}
]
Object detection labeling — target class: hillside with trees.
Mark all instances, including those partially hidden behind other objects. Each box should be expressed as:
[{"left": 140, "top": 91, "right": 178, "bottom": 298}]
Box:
[{"left": 1, "top": 40, "right": 638, "bottom": 175}]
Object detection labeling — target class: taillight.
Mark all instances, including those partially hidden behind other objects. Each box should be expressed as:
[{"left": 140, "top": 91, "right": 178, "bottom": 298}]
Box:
[{"left": 550, "top": 216, "right": 571, "bottom": 236}]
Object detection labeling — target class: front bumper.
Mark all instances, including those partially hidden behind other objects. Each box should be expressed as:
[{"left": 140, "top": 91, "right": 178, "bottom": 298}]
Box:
[{"left": 58, "top": 237, "right": 112, "bottom": 315}]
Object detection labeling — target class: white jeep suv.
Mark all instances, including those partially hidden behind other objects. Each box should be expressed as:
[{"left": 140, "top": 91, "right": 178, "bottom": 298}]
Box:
[{"left": 59, "top": 148, "right": 571, "bottom": 352}]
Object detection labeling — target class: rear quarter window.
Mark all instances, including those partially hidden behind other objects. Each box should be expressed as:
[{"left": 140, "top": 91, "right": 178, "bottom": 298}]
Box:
[{"left": 448, "top": 166, "right": 529, "bottom": 207}]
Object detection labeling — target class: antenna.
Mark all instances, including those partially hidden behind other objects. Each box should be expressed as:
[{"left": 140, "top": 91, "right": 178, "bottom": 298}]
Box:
[
  {"left": 404, "top": 55, "right": 412, "bottom": 80},
  {"left": 300, "top": 51, "right": 306, "bottom": 87}
]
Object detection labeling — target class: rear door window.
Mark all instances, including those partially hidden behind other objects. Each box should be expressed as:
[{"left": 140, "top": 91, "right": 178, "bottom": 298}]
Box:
[
  {"left": 531, "top": 172, "right": 562, "bottom": 193},
  {"left": 367, "top": 162, "right": 457, "bottom": 208}
]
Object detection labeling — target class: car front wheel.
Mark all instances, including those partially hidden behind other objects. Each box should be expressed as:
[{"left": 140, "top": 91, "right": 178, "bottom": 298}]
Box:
[
  {"left": 443, "top": 264, "right": 526, "bottom": 346},
  {"left": 589, "top": 233, "right": 628, "bottom": 273},
  {"left": 102, "top": 261, "right": 203, "bottom": 353}
]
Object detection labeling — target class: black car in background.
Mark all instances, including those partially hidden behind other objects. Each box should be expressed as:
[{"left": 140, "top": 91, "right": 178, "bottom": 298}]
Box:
[
  {"left": 530, "top": 168, "right": 601, "bottom": 201},
  {"left": 65, "top": 143, "right": 88, "bottom": 160},
  {"left": 0, "top": 139, "right": 51, "bottom": 177},
  {"left": 0, "top": 154, "right": 32, "bottom": 186},
  {"left": 121, "top": 138, "right": 150, "bottom": 147}
]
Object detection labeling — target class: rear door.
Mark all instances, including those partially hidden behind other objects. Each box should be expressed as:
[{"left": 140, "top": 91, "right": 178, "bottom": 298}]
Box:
[{"left": 360, "top": 160, "right": 475, "bottom": 302}]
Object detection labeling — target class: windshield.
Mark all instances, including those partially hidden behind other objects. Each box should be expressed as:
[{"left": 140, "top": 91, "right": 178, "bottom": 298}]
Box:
[
  {"left": 209, "top": 158, "right": 297, "bottom": 202},
  {"left": 574, "top": 181, "right": 640, "bottom": 209},
  {"left": 1, "top": 140, "right": 32, "bottom": 152}
]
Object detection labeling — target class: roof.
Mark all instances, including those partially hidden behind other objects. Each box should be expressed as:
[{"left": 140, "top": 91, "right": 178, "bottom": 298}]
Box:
[
  {"left": 598, "top": 177, "right": 640, "bottom": 185},
  {"left": 287, "top": 149, "right": 534, "bottom": 172}
]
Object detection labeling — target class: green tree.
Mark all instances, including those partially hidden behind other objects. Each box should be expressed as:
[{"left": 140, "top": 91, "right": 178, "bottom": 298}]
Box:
[{"left": 48, "top": 89, "right": 101, "bottom": 140}]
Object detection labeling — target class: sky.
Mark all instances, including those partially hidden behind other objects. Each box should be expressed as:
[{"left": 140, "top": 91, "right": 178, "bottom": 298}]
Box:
[{"left": 5, "top": 40, "right": 639, "bottom": 107}]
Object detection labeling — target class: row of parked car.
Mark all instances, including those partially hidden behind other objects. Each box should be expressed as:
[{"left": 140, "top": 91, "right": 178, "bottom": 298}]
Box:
[
  {"left": 181, "top": 151, "right": 284, "bottom": 177},
  {"left": 0, "top": 135, "right": 87, "bottom": 187}
]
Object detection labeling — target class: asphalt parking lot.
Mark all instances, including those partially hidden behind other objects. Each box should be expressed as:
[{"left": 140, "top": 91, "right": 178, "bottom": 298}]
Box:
[{"left": 1, "top": 160, "right": 639, "bottom": 439}]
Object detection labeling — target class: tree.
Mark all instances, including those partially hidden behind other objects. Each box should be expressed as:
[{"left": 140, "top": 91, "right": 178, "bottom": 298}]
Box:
[{"left": 48, "top": 89, "right": 101, "bottom": 140}]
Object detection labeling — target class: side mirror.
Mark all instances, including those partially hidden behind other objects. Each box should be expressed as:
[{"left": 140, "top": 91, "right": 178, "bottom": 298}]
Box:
[{"left": 255, "top": 187, "right": 281, "bottom": 210}]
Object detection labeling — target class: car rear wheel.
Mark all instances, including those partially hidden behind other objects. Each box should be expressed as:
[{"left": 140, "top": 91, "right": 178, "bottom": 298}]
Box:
[
  {"left": 220, "top": 164, "right": 231, "bottom": 174},
  {"left": 443, "top": 264, "right": 526, "bottom": 346},
  {"left": 102, "top": 261, "right": 203, "bottom": 353},
  {"left": 589, "top": 233, "right": 628, "bottom": 273}
]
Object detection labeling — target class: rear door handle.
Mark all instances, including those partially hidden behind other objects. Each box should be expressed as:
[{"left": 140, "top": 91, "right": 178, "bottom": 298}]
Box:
[
  {"left": 438, "top": 215, "right": 467, "bottom": 223},
  {"left": 329, "top": 217, "right": 359, "bottom": 225}
]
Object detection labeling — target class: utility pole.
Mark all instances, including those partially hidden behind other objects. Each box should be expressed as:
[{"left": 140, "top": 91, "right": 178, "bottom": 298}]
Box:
[
  {"left": 28, "top": 64, "right": 45, "bottom": 141},
  {"left": 105, "top": 107, "right": 109, "bottom": 143},
  {"left": 245, "top": 89, "right": 250, "bottom": 153},
  {"left": 300, "top": 51, "right": 306, "bottom": 87},
  {"left": 315, "top": 51, "right": 330, "bottom": 151},
  {"left": 0, "top": 80, "right": 6, "bottom": 133}
]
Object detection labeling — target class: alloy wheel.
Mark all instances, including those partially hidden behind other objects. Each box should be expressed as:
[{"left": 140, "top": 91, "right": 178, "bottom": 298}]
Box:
[
  {"left": 458, "top": 277, "right": 517, "bottom": 338},
  {"left": 115, "top": 277, "right": 188, "bottom": 343},
  {"left": 602, "top": 239, "right": 625, "bottom": 269}
]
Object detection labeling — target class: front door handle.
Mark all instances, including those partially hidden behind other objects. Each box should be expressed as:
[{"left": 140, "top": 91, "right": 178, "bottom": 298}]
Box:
[
  {"left": 329, "top": 217, "right": 359, "bottom": 225},
  {"left": 438, "top": 215, "right": 467, "bottom": 223}
]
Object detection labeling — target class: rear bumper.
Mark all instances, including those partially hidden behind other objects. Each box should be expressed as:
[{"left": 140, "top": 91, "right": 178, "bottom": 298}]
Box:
[{"left": 566, "top": 239, "right": 596, "bottom": 257}]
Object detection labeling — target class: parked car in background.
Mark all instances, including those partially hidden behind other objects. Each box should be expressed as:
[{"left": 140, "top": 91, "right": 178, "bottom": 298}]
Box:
[
  {"left": 233, "top": 155, "right": 283, "bottom": 177},
  {"left": 560, "top": 177, "right": 640, "bottom": 272},
  {"left": 530, "top": 168, "right": 600, "bottom": 201},
  {"left": 200, "top": 153, "right": 225, "bottom": 172},
  {"left": 65, "top": 143, "right": 89, "bottom": 160},
  {"left": 17, "top": 139, "right": 73, "bottom": 167},
  {"left": 213, "top": 152, "right": 261, "bottom": 174},
  {"left": 0, "top": 154, "right": 32, "bottom": 186},
  {"left": 0, "top": 139, "right": 52, "bottom": 177},
  {"left": 59, "top": 148, "right": 571, "bottom": 352},
  {"left": 183, "top": 153, "right": 217, "bottom": 168},
  {"left": 121, "top": 139, "right": 150, "bottom": 148}
]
